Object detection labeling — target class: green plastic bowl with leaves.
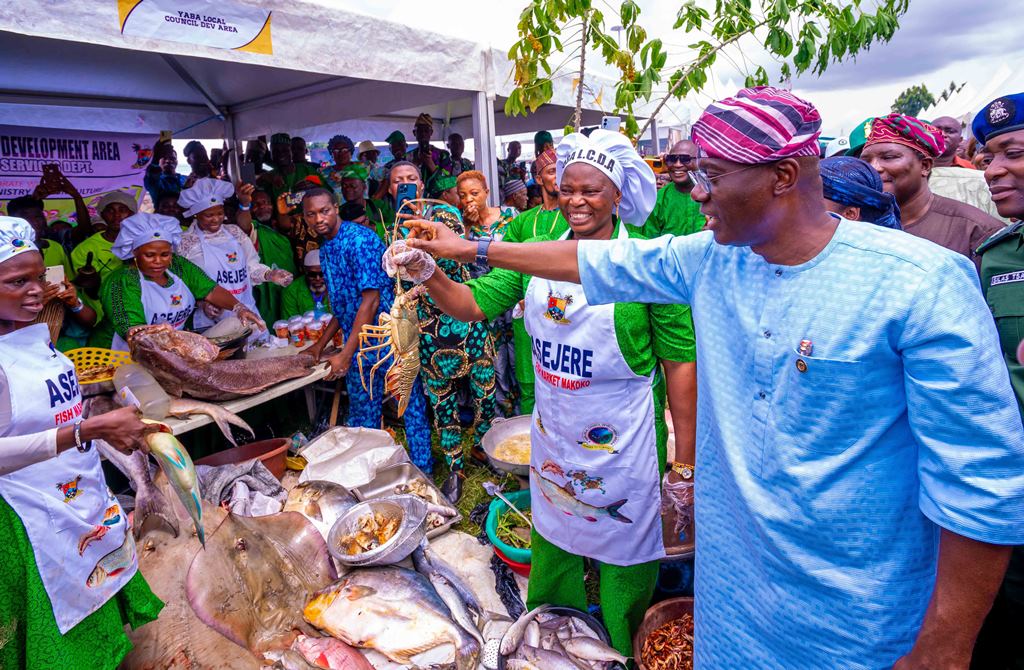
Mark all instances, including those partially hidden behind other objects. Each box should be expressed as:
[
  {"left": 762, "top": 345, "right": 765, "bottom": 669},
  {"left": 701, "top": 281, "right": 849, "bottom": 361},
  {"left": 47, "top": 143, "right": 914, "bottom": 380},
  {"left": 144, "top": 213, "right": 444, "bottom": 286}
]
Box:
[{"left": 485, "top": 489, "right": 532, "bottom": 564}]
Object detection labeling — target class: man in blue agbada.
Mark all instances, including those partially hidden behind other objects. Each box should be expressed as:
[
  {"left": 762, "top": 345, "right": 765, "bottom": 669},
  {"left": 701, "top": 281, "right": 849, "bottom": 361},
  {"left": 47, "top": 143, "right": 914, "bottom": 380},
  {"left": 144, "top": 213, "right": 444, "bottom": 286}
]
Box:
[{"left": 401, "top": 87, "right": 1024, "bottom": 669}]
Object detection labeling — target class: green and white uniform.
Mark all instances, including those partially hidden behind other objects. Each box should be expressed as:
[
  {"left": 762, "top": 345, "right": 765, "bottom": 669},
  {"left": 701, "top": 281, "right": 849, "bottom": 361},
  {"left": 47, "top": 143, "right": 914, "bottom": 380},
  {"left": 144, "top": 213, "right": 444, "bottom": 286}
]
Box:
[
  {"left": 467, "top": 221, "right": 695, "bottom": 654},
  {"left": 71, "top": 232, "right": 123, "bottom": 280},
  {"left": 502, "top": 206, "right": 569, "bottom": 413},
  {"left": 91, "top": 256, "right": 216, "bottom": 349},
  {"left": 253, "top": 223, "right": 297, "bottom": 325}
]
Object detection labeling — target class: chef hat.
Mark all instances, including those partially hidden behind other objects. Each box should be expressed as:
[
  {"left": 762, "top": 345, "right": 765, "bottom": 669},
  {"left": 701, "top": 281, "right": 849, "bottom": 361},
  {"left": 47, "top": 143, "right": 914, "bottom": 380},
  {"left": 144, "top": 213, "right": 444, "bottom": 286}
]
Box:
[
  {"left": 0, "top": 216, "right": 38, "bottom": 266},
  {"left": 178, "top": 178, "right": 235, "bottom": 218},
  {"left": 556, "top": 129, "right": 657, "bottom": 227},
  {"left": 112, "top": 213, "right": 183, "bottom": 260}
]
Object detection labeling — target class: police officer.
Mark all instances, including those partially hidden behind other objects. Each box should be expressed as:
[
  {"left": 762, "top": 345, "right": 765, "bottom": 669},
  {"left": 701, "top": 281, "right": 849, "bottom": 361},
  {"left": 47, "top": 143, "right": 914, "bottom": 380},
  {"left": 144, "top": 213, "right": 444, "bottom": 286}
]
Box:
[{"left": 971, "top": 92, "right": 1024, "bottom": 670}]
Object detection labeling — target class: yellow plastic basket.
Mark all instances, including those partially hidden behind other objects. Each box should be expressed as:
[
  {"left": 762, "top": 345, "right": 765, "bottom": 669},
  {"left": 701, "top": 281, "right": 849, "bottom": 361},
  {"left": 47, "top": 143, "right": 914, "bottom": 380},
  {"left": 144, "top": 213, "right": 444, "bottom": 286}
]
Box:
[{"left": 65, "top": 347, "right": 133, "bottom": 384}]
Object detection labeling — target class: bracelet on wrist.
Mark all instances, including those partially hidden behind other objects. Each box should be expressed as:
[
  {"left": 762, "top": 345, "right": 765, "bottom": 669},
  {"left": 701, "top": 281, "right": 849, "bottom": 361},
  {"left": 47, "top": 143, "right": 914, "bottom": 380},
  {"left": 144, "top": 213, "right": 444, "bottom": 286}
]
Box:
[
  {"left": 69, "top": 300, "right": 85, "bottom": 313},
  {"left": 238, "top": 203, "right": 251, "bottom": 211},
  {"left": 73, "top": 420, "right": 91, "bottom": 453}
]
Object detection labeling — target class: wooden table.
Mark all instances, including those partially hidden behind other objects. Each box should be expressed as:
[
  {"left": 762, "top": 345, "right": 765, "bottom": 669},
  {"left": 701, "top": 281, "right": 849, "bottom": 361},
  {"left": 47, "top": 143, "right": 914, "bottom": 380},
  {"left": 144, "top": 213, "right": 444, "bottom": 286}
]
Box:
[{"left": 162, "top": 365, "right": 331, "bottom": 436}]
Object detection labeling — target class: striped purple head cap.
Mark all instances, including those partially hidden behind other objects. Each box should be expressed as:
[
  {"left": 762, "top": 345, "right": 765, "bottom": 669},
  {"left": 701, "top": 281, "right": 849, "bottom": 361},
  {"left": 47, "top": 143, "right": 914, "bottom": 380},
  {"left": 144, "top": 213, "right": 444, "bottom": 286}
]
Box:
[{"left": 691, "top": 86, "right": 822, "bottom": 164}]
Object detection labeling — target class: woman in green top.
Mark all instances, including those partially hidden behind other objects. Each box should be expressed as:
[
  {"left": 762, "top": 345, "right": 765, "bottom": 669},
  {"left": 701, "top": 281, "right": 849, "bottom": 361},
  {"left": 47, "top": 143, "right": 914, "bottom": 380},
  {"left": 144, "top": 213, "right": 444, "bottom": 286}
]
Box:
[
  {"left": 91, "top": 213, "right": 263, "bottom": 350},
  {"left": 388, "top": 130, "right": 698, "bottom": 655}
]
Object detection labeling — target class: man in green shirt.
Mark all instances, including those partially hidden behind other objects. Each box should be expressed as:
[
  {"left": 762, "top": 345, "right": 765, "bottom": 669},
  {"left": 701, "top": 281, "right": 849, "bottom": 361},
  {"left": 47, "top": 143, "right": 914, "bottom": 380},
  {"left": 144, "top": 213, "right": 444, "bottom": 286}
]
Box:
[
  {"left": 502, "top": 148, "right": 568, "bottom": 413},
  {"left": 641, "top": 140, "right": 706, "bottom": 238},
  {"left": 281, "top": 249, "right": 330, "bottom": 319},
  {"left": 332, "top": 163, "right": 393, "bottom": 241},
  {"left": 251, "top": 188, "right": 297, "bottom": 324},
  {"left": 71, "top": 190, "right": 137, "bottom": 279},
  {"left": 258, "top": 133, "right": 326, "bottom": 203}
]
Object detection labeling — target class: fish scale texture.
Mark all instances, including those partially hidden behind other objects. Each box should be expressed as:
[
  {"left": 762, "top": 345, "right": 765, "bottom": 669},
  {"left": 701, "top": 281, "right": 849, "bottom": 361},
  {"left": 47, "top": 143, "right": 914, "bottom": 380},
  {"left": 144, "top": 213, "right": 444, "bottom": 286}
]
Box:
[{"left": 577, "top": 220, "right": 1024, "bottom": 668}]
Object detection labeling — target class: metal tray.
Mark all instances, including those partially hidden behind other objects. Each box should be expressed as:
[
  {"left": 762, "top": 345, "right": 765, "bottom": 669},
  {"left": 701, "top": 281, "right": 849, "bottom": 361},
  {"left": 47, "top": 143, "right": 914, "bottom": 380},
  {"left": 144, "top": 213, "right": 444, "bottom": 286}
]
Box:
[{"left": 352, "top": 462, "right": 461, "bottom": 539}]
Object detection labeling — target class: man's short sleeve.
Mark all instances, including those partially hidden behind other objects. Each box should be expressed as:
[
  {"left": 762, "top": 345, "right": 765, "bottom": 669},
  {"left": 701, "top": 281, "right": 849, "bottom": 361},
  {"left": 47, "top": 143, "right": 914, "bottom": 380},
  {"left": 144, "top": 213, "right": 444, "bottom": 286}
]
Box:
[
  {"left": 578, "top": 231, "right": 713, "bottom": 306},
  {"left": 650, "top": 303, "right": 696, "bottom": 363},
  {"left": 900, "top": 252, "right": 1024, "bottom": 544},
  {"left": 171, "top": 255, "right": 217, "bottom": 300},
  {"left": 468, "top": 268, "right": 527, "bottom": 321}
]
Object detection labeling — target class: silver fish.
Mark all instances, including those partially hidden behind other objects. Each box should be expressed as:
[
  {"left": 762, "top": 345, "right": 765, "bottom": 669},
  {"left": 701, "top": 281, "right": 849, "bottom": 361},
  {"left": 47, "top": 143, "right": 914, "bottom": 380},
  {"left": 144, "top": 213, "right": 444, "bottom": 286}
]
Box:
[
  {"left": 500, "top": 606, "right": 546, "bottom": 655},
  {"left": 562, "top": 636, "right": 630, "bottom": 664},
  {"left": 531, "top": 467, "right": 632, "bottom": 523},
  {"left": 284, "top": 480, "right": 358, "bottom": 531},
  {"left": 304, "top": 566, "right": 480, "bottom": 670},
  {"left": 412, "top": 542, "right": 485, "bottom": 647},
  {"left": 86, "top": 531, "right": 136, "bottom": 588},
  {"left": 516, "top": 644, "right": 589, "bottom": 670}
]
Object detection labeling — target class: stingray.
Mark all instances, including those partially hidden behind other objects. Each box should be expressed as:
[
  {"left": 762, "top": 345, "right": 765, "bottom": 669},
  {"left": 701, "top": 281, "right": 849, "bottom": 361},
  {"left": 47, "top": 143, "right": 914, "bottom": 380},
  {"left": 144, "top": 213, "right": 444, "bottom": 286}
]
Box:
[
  {"left": 185, "top": 511, "right": 337, "bottom": 656},
  {"left": 122, "top": 473, "right": 262, "bottom": 670}
]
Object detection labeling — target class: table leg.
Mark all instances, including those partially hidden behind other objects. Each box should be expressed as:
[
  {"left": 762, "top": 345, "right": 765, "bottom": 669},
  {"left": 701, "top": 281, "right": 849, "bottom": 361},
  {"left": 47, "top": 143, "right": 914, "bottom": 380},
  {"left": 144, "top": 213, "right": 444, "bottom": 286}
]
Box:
[{"left": 304, "top": 385, "right": 316, "bottom": 422}]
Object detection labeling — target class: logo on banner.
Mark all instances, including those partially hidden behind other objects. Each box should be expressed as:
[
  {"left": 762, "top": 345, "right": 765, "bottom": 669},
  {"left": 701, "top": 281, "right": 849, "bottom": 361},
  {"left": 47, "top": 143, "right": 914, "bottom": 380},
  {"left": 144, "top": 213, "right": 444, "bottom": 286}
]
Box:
[{"left": 130, "top": 143, "right": 153, "bottom": 169}]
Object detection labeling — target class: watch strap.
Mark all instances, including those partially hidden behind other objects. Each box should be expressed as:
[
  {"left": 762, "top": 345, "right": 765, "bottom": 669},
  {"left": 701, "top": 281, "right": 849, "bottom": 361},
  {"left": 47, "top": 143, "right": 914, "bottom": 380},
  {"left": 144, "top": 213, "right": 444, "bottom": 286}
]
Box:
[{"left": 476, "top": 237, "right": 492, "bottom": 266}]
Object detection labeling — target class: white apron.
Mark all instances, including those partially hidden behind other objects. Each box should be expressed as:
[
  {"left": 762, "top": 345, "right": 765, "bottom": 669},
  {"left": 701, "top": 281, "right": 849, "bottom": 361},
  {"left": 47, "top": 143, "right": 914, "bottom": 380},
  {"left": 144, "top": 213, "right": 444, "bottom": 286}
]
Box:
[
  {"left": 0, "top": 324, "right": 137, "bottom": 633},
  {"left": 111, "top": 269, "right": 197, "bottom": 351},
  {"left": 524, "top": 225, "right": 665, "bottom": 566},
  {"left": 191, "top": 227, "right": 257, "bottom": 330}
]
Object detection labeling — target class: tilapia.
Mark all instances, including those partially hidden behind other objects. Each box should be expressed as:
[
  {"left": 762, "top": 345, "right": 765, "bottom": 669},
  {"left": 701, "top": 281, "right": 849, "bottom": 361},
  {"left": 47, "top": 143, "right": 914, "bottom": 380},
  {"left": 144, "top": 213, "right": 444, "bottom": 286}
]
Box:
[
  {"left": 145, "top": 424, "right": 205, "bottom": 546},
  {"left": 304, "top": 566, "right": 480, "bottom": 670},
  {"left": 130, "top": 325, "right": 316, "bottom": 401},
  {"left": 186, "top": 511, "right": 336, "bottom": 655},
  {"left": 284, "top": 480, "right": 358, "bottom": 536},
  {"left": 412, "top": 542, "right": 485, "bottom": 647},
  {"left": 86, "top": 531, "right": 136, "bottom": 588},
  {"left": 531, "top": 466, "right": 631, "bottom": 524},
  {"left": 122, "top": 474, "right": 263, "bottom": 670}
]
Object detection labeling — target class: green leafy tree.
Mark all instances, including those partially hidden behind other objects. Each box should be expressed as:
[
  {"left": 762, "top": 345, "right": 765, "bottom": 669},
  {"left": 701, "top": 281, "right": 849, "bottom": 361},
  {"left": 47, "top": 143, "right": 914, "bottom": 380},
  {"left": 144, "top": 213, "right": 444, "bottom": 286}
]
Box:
[
  {"left": 891, "top": 84, "right": 936, "bottom": 117},
  {"left": 506, "top": 0, "right": 911, "bottom": 139}
]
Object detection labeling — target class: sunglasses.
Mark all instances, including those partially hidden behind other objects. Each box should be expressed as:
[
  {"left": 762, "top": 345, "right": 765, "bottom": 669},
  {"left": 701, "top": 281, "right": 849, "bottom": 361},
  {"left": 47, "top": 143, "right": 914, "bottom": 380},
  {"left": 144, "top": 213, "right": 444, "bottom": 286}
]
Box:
[
  {"left": 306, "top": 271, "right": 324, "bottom": 278},
  {"left": 664, "top": 154, "right": 694, "bottom": 165}
]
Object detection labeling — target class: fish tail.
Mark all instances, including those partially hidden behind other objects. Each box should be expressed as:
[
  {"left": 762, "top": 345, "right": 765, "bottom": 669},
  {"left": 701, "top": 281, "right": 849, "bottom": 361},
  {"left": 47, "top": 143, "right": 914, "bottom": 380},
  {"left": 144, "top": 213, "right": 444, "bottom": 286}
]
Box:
[
  {"left": 605, "top": 499, "right": 633, "bottom": 524},
  {"left": 454, "top": 635, "right": 481, "bottom": 670}
]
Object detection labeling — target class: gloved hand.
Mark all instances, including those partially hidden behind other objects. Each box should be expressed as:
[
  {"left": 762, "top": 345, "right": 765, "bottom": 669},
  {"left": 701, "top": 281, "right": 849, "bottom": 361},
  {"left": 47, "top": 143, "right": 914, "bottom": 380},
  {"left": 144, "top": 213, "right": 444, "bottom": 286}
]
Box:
[
  {"left": 383, "top": 240, "right": 436, "bottom": 284},
  {"left": 268, "top": 269, "right": 294, "bottom": 287}
]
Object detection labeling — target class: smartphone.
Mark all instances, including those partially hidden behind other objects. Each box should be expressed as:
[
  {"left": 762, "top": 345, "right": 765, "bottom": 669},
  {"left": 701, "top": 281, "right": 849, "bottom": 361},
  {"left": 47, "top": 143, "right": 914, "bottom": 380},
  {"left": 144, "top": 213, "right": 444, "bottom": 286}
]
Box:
[
  {"left": 395, "top": 182, "right": 418, "bottom": 216},
  {"left": 240, "top": 162, "right": 257, "bottom": 185},
  {"left": 45, "top": 265, "right": 65, "bottom": 287},
  {"left": 601, "top": 116, "right": 622, "bottom": 132},
  {"left": 42, "top": 163, "right": 61, "bottom": 187}
]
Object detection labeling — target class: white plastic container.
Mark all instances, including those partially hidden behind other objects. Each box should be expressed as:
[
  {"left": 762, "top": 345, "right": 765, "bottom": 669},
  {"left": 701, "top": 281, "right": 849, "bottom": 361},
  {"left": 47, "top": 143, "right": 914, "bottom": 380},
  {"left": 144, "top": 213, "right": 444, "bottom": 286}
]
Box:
[{"left": 113, "top": 363, "right": 170, "bottom": 419}]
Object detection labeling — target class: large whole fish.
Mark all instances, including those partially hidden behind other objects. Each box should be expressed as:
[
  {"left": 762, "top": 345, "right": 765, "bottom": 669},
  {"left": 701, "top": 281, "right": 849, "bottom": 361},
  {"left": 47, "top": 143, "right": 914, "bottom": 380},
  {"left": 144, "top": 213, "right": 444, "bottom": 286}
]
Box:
[
  {"left": 412, "top": 542, "right": 485, "bottom": 647},
  {"left": 283, "top": 480, "right": 358, "bottom": 537},
  {"left": 304, "top": 566, "right": 480, "bottom": 670},
  {"left": 122, "top": 475, "right": 263, "bottom": 669},
  {"left": 291, "top": 635, "right": 374, "bottom": 670},
  {"left": 531, "top": 466, "right": 632, "bottom": 524},
  {"left": 187, "top": 511, "right": 336, "bottom": 655},
  {"left": 145, "top": 423, "right": 205, "bottom": 546},
  {"left": 129, "top": 324, "right": 316, "bottom": 401}
]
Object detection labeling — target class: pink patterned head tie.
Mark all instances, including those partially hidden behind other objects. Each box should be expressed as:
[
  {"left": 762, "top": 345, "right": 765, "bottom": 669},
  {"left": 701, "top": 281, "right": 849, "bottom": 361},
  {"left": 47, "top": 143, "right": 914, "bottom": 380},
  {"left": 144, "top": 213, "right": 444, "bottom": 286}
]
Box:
[{"left": 691, "top": 86, "right": 822, "bottom": 164}]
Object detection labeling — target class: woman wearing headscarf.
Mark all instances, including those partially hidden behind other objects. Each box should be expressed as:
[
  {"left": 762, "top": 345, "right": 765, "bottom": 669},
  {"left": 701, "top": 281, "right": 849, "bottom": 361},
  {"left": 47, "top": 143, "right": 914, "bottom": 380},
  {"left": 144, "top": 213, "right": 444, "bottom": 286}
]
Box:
[
  {"left": 0, "top": 217, "right": 164, "bottom": 668},
  {"left": 819, "top": 156, "right": 902, "bottom": 229},
  {"left": 457, "top": 169, "right": 521, "bottom": 415},
  {"left": 860, "top": 113, "right": 1002, "bottom": 270},
  {"left": 177, "top": 178, "right": 292, "bottom": 330},
  {"left": 91, "top": 212, "right": 263, "bottom": 350},
  {"left": 386, "top": 130, "right": 698, "bottom": 654},
  {"left": 320, "top": 135, "right": 357, "bottom": 195}
]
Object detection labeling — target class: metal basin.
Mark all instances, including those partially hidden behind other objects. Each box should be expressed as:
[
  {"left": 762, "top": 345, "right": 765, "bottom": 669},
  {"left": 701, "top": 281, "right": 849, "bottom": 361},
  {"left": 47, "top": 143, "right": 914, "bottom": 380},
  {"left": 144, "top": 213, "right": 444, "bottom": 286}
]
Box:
[
  {"left": 481, "top": 415, "right": 532, "bottom": 477},
  {"left": 327, "top": 495, "right": 427, "bottom": 567}
]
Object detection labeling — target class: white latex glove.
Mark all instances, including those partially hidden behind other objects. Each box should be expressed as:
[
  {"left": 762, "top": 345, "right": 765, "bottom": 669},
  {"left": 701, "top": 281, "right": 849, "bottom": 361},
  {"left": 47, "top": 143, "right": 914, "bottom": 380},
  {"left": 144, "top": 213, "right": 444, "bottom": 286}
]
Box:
[
  {"left": 201, "top": 300, "right": 224, "bottom": 319},
  {"left": 383, "top": 240, "right": 436, "bottom": 284},
  {"left": 269, "top": 269, "right": 294, "bottom": 287}
]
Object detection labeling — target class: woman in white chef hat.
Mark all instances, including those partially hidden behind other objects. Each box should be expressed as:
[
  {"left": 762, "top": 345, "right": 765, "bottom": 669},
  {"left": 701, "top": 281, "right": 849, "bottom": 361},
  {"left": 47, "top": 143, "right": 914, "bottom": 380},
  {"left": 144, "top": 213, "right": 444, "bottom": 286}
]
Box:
[
  {"left": 0, "top": 216, "right": 165, "bottom": 668},
  {"left": 90, "top": 212, "right": 264, "bottom": 351},
  {"left": 177, "top": 178, "right": 292, "bottom": 329},
  {"left": 386, "top": 129, "right": 698, "bottom": 656}
]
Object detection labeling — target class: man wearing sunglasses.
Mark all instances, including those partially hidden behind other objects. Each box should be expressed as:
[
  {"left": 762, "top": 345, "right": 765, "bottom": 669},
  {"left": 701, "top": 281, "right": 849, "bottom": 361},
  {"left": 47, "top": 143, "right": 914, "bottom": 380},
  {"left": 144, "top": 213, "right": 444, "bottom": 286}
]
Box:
[
  {"left": 404, "top": 86, "right": 1024, "bottom": 669},
  {"left": 281, "top": 248, "right": 330, "bottom": 319},
  {"left": 641, "top": 140, "right": 707, "bottom": 239}
]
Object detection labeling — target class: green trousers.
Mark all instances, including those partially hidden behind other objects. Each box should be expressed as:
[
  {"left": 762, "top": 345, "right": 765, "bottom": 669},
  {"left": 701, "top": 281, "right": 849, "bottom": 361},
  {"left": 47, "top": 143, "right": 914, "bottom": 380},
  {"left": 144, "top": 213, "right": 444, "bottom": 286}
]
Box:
[{"left": 512, "top": 317, "right": 535, "bottom": 414}]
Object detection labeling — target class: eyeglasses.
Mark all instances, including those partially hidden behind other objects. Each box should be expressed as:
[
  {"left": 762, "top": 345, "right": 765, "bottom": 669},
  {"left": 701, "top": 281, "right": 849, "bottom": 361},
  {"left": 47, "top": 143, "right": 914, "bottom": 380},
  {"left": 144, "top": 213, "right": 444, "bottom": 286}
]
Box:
[
  {"left": 687, "top": 164, "right": 760, "bottom": 194},
  {"left": 664, "top": 154, "right": 694, "bottom": 165}
]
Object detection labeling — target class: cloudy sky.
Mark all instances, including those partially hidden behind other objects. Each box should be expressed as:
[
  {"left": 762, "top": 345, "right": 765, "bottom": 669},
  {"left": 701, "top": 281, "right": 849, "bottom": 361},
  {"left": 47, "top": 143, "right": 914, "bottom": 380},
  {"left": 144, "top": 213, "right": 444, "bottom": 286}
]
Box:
[{"left": 333, "top": 0, "right": 1022, "bottom": 136}]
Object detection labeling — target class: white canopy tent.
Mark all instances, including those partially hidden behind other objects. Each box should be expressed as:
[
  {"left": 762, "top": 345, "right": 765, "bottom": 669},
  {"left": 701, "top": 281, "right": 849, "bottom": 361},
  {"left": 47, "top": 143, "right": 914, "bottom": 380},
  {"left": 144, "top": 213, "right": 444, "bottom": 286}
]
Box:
[{"left": 0, "top": 0, "right": 611, "bottom": 200}]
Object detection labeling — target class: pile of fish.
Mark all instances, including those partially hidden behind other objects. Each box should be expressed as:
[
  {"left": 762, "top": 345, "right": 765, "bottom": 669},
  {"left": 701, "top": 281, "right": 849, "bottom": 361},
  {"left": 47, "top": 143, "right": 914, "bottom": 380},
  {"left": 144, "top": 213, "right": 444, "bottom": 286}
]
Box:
[
  {"left": 499, "top": 605, "right": 630, "bottom": 670},
  {"left": 128, "top": 324, "right": 316, "bottom": 400},
  {"left": 304, "top": 544, "right": 485, "bottom": 670}
]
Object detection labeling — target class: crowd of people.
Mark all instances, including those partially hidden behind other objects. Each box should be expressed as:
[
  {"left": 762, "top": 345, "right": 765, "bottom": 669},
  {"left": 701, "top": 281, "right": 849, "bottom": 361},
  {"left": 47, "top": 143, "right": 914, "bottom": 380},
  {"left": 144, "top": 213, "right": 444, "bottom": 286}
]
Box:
[{"left": 2, "top": 85, "right": 1024, "bottom": 669}]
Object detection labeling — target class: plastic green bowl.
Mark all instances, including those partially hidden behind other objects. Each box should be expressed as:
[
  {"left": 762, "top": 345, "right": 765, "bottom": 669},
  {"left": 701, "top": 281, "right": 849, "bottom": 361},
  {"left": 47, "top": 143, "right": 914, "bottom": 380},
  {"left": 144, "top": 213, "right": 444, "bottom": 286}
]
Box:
[{"left": 485, "top": 489, "right": 532, "bottom": 564}]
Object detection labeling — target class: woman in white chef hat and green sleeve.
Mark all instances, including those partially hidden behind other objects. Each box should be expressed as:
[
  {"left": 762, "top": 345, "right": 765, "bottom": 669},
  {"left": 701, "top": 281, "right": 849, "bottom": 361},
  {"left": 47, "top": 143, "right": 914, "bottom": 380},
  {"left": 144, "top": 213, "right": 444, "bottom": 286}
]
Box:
[
  {"left": 90, "top": 212, "right": 265, "bottom": 350},
  {"left": 177, "top": 178, "right": 292, "bottom": 330},
  {"left": 0, "top": 216, "right": 165, "bottom": 668}
]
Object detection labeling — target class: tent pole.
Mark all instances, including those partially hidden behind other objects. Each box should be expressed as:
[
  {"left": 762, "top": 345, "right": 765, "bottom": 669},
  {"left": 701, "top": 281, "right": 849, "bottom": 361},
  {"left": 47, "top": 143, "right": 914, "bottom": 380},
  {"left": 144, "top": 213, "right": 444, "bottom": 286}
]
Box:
[
  {"left": 225, "top": 114, "right": 242, "bottom": 184},
  {"left": 651, "top": 117, "right": 661, "bottom": 155},
  {"left": 472, "top": 91, "right": 500, "bottom": 207}
]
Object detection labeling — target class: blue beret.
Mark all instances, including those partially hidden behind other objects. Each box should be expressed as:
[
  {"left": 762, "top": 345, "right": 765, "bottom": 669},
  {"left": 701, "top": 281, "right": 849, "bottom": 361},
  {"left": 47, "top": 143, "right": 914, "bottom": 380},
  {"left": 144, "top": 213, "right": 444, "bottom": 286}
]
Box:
[{"left": 972, "top": 93, "right": 1024, "bottom": 144}]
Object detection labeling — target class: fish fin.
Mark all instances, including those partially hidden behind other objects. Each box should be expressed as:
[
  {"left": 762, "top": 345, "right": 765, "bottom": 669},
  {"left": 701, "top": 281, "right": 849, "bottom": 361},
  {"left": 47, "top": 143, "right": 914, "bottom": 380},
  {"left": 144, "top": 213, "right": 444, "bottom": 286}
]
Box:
[
  {"left": 453, "top": 635, "right": 481, "bottom": 670},
  {"left": 345, "top": 585, "right": 377, "bottom": 600},
  {"left": 605, "top": 499, "right": 632, "bottom": 523},
  {"left": 561, "top": 482, "right": 575, "bottom": 496},
  {"left": 304, "top": 501, "right": 324, "bottom": 522}
]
